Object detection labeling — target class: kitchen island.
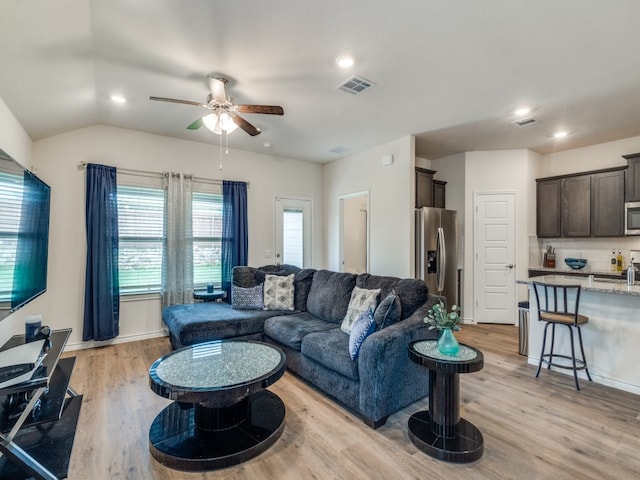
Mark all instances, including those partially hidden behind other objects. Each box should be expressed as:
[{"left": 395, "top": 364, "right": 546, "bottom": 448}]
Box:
[{"left": 518, "top": 275, "right": 640, "bottom": 395}]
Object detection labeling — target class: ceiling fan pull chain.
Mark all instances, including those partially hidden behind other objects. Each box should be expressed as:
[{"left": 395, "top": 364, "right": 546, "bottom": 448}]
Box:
[{"left": 219, "top": 137, "right": 223, "bottom": 170}]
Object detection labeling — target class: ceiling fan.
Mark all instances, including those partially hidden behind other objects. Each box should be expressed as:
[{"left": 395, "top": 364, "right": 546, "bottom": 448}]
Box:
[{"left": 149, "top": 76, "right": 284, "bottom": 136}]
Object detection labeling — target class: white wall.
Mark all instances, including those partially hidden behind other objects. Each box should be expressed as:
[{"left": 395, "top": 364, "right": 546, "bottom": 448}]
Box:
[
  {"left": 324, "top": 136, "right": 415, "bottom": 277},
  {"left": 0, "top": 97, "right": 34, "bottom": 346},
  {"left": 463, "top": 150, "right": 538, "bottom": 322},
  {"left": 31, "top": 125, "right": 324, "bottom": 349},
  {"left": 541, "top": 135, "right": 640, "bottom": 177}
]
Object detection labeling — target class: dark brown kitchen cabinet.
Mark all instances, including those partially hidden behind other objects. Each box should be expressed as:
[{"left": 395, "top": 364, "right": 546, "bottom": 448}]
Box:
[
  {"left": 562, "top": 175, "right": 591, "bottom": 237},
  {"left": 415, "top": 167, "right": 435, "bottom": 208},
  {"left": 433, "top": 180, "right": 447, "bottom": 208},
  {"left": 536, "top": 179, "right": 562, "bottom": 237},
  {"left": 591, "top": 169, "right": 625, "bottom": 236},
  {"left": 623, "top": 153, "right": 640, "bottom": 202}
]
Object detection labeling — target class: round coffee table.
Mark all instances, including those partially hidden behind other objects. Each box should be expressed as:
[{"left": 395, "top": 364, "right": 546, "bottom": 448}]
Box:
[
  {"left": 407, "top": 340, "right": 484, "bottom": 463},
  {"left": 148, "top": 340, "right": 286, "bottom": 471}
]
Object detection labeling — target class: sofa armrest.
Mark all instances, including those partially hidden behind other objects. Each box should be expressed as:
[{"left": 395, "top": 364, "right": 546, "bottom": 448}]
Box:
[{"left": 356, "top": 295, "right": 440, "bottom": 422}]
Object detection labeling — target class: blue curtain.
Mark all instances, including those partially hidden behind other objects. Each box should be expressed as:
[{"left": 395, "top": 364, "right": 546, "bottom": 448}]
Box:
[
  {"left": 221, "top": 181, "right": 248, "bottom": 299},
  {"left": 83, "top": 164, "right": 120, "bottom": 341},
  {"left": 11, "top": 172, "right": 50, "bottom": 308}
]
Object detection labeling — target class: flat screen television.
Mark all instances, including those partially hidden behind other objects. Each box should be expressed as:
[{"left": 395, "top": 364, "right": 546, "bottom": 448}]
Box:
[{"left": 0, "top": 148, "right": 51, "bottom": 322}]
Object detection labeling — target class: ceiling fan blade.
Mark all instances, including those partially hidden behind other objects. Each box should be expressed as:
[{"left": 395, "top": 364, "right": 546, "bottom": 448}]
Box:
[
  {"left": 236, "top": 105, "right": 284, "bottom": 115},
  {"left": 208, "top": 76, "right": 227, "bottom": 103},
  {"left": 229, "top": 114, "right": 261, "bottom": 136},
  {"left": 186, "top": 117, "right": 204, "bottom": 130},
  {"left": 149, "top": 96, "right": 207, "bottom": 108}
]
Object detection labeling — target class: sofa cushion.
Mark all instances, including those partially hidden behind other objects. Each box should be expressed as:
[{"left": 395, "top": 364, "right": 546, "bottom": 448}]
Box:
[
  {"left": 263, "top": 274, "right": 295, "bottom": 310},
  {"left": 232, "top": 283, "right": 264, "bottom": 310},
  {"left": 340, "top": 286, "right": 380, "bottom": 334},
  {"left": 356, "top": 273, "right": 427, "bottom": 319},
  {"left": 349, "top": 309, "right": 376, "bottom": 360},
  {"left": 293, "top": 269, "right": 316, "bottom": 311},
  {"left": 301, "top": 328, "right": 359, "bottom": 380},
  {"left": 307, "top": 270, "right": 357, "bottom": 323},
  {"left": 374, "top": 290, "right": 402, "bottom": 329},
  {"left": 264, "top": 313, "right": 336, "bottom": 351},
  {"left": 162, "top": 302, "right": 287, "bottom": 349}
]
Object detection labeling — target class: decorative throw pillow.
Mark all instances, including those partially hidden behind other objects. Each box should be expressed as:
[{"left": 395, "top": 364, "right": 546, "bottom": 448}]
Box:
[
  {"left": 340, "top": 286, "right": 381, "bottom": 334},
  {"left": 232, "top": 283, "right": 264, "bottom": 310},
  {"left": 374, "top": 290, "right": 402, "bottom": 330},
  {"left": 263, "top": 273, "right": 295, "bottom": 310},
  {"left": 349, "top": 309, "right": 376, "bottom": 360}
]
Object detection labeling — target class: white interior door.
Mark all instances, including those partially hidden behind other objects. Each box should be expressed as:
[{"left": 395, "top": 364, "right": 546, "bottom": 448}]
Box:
[
  {"left": 474, "top": 192, "right": 516, "bottom": 324},
  {"left": 339, "top": 192, "right": 369, "bottom": 273},
  {"left": 275, "top": 197, "right": 312, "bottom": 268}
]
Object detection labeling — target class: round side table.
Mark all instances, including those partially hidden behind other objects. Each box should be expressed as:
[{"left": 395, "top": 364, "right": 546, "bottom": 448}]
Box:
[{"left": 408, "top": 340, "right": 484, "bottom": 463}]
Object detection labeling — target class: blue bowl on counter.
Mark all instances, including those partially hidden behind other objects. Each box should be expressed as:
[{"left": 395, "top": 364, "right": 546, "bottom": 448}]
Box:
[{"left": 564, "top": 258, "right": 588, "bottom": 269}]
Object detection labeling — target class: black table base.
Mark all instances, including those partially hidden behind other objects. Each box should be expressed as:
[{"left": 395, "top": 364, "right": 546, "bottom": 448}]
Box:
[
  {"left": 149, "top": 390, "right": 285, "bottom": 471},
  {"left": 408, "top": 410, "right": 483, "bottom": 463}
]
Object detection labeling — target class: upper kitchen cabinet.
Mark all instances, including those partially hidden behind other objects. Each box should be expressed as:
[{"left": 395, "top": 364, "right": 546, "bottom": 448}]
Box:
[
  {"left": 623, "top": 153, "right": 640, "bottom": 202},
  {"left": 536, "top": 167, "right": 626, "bottom": 238},
  {"left": 433, "top": 180, "right": 447, "bottom": 208},
  {"left": 562, "top": 174, "right": 591, "bottom": 237},
  {"left": 536, "top": 178, "right": 562, "bottom": 237},
  {"left": 591, "top": 169, "right": 625, "bottom": 237},
  {"left": 415, "top": 167, "right": 435, "bottom": 208}
]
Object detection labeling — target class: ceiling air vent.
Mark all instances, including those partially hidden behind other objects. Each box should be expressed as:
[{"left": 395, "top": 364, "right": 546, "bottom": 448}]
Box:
[
  {"left": 329, "top": 145, "right": 351, "bottom": 154},
  {"left": 337, "top": 76, "right": 375, "bottom": 95},
  {"left": 512, "top": 116, "right": 537, "bottom": 127}
]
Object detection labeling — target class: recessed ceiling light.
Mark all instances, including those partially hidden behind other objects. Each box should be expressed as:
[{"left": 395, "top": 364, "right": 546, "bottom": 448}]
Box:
[
  {"left": 111, "top": 95, "right": 126, "bottom": 104},
  {"left": 553, "top": 131, "right": 568, "bottom": 139},
  {"left": 263, "top": 142, "right": 271, "bottom": 148},
  {"left": 336, "top": 56, "right": 355, "bottom": 69},
  {"left": 514, "top": 107, "right": 531, "bottom": 116}
]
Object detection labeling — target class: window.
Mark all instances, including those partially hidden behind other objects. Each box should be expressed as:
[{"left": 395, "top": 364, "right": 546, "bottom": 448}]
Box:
[
  {"left": 0, "top": 172, "right": 21, "bottom": 302},
  {"left": 117, "top": 185, "right": 164, "bottom": 294},
  {"left": 192, "top": 192, "right": 223, "bottom": 287},
  {"left": 282, "top": 208, "right": 304, "bottom": 267},
  {"left": 117, "top": 184, "right": 223, "bottom": 295}
]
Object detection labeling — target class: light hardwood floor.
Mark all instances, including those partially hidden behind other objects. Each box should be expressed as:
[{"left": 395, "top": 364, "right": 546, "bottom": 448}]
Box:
[{"left": 62, "top": 324, "right": 640, "bottom": 479}]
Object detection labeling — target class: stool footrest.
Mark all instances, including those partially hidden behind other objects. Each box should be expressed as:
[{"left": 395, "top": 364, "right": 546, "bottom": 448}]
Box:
[{"left": 540, "top": 353, "right": 587, "bottom": 371}]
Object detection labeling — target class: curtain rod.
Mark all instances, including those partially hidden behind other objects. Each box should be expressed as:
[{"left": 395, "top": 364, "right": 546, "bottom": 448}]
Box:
[{"left": 77, "top": 161, "right": 249, "bottom": 186}]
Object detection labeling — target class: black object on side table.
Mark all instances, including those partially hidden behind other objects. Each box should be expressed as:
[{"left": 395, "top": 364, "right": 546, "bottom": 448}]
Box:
[
  {"left": 192, "top": 289, "right": 226, "bottom": 302},
  {"left": 408, "top": 340, "right": 484, "bottom": 463},
  {"left": 0, "top": 328, "right": 82, "bottom": 480}
]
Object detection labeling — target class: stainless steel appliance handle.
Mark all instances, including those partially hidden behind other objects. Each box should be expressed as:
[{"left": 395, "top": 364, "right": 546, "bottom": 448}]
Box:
[{"left": 437, "top": 227, "right": 446, "bottom": 292}]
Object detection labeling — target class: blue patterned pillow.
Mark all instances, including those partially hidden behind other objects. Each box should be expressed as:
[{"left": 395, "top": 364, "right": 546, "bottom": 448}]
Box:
[
  {"left": 232, "top": 283, "right": 264, "bottom": 310},
  {"left": 349, "top": 309, "right": 376, "bottom": 360}
]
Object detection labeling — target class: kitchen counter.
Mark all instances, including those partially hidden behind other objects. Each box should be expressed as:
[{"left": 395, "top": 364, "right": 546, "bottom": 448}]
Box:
[
  {"left": 519, "top": 274, "right": 640, "bottom": 297},
  {"left": 528, "top": 266, "right": 625, "bottom": 279},
  {"left": 519, "top": 274, "right": 640, "bottom": 395}
]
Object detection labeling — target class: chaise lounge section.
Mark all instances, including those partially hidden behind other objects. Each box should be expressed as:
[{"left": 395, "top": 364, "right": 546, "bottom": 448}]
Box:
[{"left": 162, "top": 265, "right": 439, "bottom": 428}]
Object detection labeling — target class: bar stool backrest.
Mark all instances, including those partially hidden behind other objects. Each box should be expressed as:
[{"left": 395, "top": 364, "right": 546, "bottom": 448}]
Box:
[{"left": 531, "top": 282, "right": 582, "bottom": 326}]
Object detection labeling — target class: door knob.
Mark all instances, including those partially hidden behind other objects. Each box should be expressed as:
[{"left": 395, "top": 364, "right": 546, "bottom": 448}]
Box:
[{"left": 506, "top": 264, "right": 514, "bottom": 269}]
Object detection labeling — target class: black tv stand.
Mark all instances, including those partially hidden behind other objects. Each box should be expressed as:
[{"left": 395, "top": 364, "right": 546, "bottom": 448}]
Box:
[{"left": 0, "top": 328, "right": 82, "bottom": 480}]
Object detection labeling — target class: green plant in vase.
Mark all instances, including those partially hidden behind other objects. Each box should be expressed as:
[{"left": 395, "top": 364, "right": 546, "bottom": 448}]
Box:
[{"left": 424, "top": 300, "right": 461, "bottom": 355}]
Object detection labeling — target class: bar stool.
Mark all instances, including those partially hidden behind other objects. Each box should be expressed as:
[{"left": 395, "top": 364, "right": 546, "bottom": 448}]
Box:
[{"left": 531, "top": 282, "right": 592, "bottom": 390}]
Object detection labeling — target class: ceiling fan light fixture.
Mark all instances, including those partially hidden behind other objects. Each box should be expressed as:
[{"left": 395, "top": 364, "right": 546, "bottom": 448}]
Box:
[
  {"left": 219, "top": 113, "right": 238, "bottom": 133},
  {"left": 202, "top": 113, "right": 220, "bottom": 133}
]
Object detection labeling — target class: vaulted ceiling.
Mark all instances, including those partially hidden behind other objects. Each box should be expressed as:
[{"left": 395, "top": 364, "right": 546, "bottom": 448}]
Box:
[{"left": 1, "top": 0, "right": 640, "bottom": 163}]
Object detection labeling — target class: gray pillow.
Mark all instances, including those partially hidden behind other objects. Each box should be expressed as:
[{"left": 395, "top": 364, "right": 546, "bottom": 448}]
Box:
[
  {"left": 263, "top": 274, "right": 295, "bottom": 310},
  {"left": 374, "top": 291, "right": 402, "bottom": 329},
  {"left": 340, "top": 286, "right": 381, "bottom": 334},
  {"left": 232, "top": 283, "right": 264, "bottom": 310}
]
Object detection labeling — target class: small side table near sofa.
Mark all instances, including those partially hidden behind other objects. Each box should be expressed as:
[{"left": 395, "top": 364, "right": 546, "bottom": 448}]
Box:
[{"left": 407, "top": 340, "right": 484, "bottom": 463}]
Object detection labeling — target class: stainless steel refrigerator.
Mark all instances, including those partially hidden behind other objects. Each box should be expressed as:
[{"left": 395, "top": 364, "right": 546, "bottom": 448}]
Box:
[{"left": 415, "top": 207, "right": 458, "bottom": 306}]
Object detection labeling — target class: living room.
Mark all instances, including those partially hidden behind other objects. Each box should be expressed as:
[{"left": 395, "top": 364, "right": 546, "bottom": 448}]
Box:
[{"left": 1, "top": 1, "right": 640, "bottom": 479}]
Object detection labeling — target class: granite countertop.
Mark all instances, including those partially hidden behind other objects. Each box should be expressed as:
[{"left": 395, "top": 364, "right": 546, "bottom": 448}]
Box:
[
  {"left": 518, "top": 274, "right": 640, "bottom": 297},
  {"left": 528, "top": 266, "right": 625, "bottom": 278}
]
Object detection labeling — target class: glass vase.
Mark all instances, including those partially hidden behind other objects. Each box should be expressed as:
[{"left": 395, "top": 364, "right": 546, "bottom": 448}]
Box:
[{"left": 437, "top": 327, "right": 460, "bottom": 355}]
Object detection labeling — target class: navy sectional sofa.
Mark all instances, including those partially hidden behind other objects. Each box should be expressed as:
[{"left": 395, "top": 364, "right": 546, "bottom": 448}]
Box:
[{"left": 162, "top": 265, "right": 439, "bottom": 428}]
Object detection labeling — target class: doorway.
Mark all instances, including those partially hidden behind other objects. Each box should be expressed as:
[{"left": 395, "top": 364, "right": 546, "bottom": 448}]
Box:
[
  {"left": 473, "top": 192, "right": 516, "bottom": 324},
  {"left": 274, "top": 197, "right": 312, "bottom": 268},
  {"left": 339, "top": 191, "right": 369, "bottom": 273}
]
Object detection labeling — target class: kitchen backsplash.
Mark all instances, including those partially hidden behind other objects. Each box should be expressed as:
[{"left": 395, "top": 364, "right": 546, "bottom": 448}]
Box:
[{"left": 529, "top": 235, "right": 640, "bottom": 272}]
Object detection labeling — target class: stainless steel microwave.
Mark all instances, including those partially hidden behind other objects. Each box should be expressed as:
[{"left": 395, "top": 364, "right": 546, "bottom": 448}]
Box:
[{"left": 625, "top": 202, "right": 640, "bottom": 235}]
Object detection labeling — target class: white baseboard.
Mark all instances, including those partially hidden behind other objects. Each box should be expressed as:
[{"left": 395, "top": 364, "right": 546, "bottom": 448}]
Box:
[{"left": 65, "top": 330, "right": 168, "bottom": 351}]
